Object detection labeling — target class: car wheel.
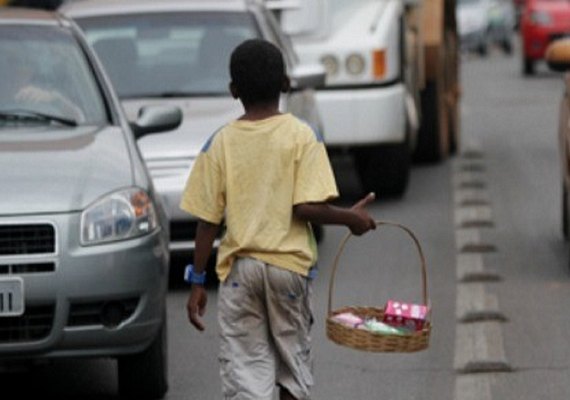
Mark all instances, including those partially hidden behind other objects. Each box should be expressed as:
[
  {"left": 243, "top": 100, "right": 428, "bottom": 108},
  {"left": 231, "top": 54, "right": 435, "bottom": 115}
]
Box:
[
  {"left": 563, "top": 184, "right": 569, "bottom": 239},
  {"left": 523, "top": 57, "right": 535, "bottom": 75},
  {"left": 354, "top": 143, "right": 410, "bottom": 198},
  {"left": 501, "top": 38, "right": 513, "bottom": 55},
  {"left": 118, "top": 318, "right": 168, "bottom": 400},
  {"left": 477, "top": 35, "right": 489, "bottom": 57}
]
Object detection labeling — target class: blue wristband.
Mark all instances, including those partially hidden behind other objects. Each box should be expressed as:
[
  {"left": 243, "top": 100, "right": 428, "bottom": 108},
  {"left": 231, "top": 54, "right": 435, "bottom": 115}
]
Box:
[{"left": 184, "top": 264, "right": 206, "bottom": 285}]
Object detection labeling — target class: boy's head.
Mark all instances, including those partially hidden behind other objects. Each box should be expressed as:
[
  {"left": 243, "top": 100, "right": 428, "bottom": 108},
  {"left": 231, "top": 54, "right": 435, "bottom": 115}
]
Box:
[{"left": 229, "top": 39, "right": 289, "bottom": 107}]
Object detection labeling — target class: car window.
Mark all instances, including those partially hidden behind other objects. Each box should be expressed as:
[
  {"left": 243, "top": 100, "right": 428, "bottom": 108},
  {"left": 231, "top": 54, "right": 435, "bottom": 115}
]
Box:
[
  {"left": 76, "top": 12, "right": 261, "bottom": 98},
  {"left": 0, "top": 25, "right": 107, "bottom": 126}
]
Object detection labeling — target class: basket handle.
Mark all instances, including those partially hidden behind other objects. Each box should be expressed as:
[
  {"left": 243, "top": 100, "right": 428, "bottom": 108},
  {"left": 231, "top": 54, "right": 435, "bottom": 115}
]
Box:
[{"left": 327, "top": 221, "right": 429, "bottom": 317}]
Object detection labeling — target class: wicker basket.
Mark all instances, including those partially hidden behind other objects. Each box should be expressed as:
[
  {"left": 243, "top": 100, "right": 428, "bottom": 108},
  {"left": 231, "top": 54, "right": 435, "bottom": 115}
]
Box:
[{"left": 326, "top": 221, "right": 431, "bottom": 353}]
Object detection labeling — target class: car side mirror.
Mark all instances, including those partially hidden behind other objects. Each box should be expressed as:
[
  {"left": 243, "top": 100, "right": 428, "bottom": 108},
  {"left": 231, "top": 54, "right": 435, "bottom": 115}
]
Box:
[
  {"left": 289, "top": 64, "right": 327, "bottom": 91},
  {"left": 546, "top": 38, "right": 570, "bottom": 73},
  {"left": 130, "top": 105, "right": 182, "bottom": 139}
]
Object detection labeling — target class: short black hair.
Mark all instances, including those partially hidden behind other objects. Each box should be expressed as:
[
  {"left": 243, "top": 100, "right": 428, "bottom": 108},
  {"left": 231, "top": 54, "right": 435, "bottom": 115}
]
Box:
[{"left": 230, "top": 39, "right": 286, "bottom": 106}]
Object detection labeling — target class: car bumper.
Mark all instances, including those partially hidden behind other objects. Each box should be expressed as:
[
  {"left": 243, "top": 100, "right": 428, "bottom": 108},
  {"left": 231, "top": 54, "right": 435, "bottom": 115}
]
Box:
[
  {"left": 0, "top": 213, "right": 169, "bottom": 360},
  {"left": 315, "top": 82, "right": 406, "bottom": 147},
  {"left": 523, "top": 26, "right": 570, "bottom": 60}
]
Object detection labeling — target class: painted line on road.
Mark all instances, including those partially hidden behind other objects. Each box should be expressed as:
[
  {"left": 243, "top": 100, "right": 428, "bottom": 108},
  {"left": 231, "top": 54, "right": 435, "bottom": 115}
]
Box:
[
  {"left": 455, "top": 229, "right": 498, "bottom": 253},
  {"left": 454, "top": 375, "right": 493, "bottom": 400},
  {"left": 456, "top": 284, "right": 507, "bottom": 323},
  {"left": 454, "top": 322, "right": 512, "bottom": 373},
  {"left": 454, "top": 188, "right": 491, "bottom": 207},
  {"left": 457, "top": 253, "right": 502, "bottom": 282},
  {"left": 455, "top": 206, "right": 494, "bottom": 228},
  {"left": 453, "top": 147, "right": 512, "bottom": 400}
]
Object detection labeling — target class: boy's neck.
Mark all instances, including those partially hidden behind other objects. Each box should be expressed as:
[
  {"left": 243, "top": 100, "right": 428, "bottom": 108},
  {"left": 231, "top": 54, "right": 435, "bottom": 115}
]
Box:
[{"left": 239, "top": 101, "right": 281, "bottom": 121}]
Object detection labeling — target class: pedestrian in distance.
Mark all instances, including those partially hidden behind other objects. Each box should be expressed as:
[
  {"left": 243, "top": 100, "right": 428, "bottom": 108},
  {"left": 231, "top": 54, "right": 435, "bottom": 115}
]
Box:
[{"left": 180, "top": 38, "right": 377, "bottom": 400}]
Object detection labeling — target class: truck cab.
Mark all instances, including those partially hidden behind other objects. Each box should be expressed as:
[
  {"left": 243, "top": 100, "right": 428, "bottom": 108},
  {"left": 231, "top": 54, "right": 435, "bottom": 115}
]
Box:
[{"left": 269, "top": 0, "right": 421, "bottom": 196}]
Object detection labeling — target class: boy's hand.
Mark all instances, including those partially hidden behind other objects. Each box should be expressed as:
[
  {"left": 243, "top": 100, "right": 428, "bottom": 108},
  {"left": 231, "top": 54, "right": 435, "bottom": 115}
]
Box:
[
  {"left": 349, "top": 192, "right": 377, "bottom": 235},
  {"left": 187, "top": 285, "right": 207, "bottom": 331}
]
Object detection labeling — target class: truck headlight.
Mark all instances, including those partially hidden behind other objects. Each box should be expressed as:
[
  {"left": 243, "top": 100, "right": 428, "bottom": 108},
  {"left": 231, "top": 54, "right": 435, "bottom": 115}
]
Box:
[
  {"left": 81, "top": 187, "right": 158, "bottom": 245},
  {"left": 346, "top": 53, "right": 366, "bottom": 76},
  {"left": 320, "top": 54, "right": 339, "bottom": 77}
]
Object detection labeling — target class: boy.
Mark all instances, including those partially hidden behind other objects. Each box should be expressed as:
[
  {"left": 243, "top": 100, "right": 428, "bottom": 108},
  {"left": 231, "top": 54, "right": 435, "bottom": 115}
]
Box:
[{"left": 180, "top": 39, "right": 376, "bottom": 400}]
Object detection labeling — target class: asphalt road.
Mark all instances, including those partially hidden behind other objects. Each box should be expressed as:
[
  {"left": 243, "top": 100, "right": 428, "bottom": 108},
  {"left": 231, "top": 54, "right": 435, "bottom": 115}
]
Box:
[{"left": 1, "top": 40, "right": 568, "bottom": 400}]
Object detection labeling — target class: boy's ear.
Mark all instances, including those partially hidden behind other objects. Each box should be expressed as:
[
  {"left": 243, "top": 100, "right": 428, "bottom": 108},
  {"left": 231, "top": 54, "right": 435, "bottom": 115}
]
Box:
[
  {"left": 229, "top": 82, "right": 239, "bottom": 99},
  {"left": 281, "top": 76, "right": 291, "bottom": 94}
]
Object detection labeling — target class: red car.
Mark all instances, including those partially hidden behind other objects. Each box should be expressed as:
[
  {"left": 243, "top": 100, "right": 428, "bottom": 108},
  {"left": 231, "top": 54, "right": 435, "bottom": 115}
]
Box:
[{"left": 520, "top": 0, "right": 570, "bottom": 75}]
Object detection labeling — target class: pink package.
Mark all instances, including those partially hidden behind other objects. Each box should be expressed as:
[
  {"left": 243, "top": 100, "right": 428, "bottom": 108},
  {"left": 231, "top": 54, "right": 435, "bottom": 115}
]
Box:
[
  {"left": 331, "top": 312, "right": 364, "bottom": 328},
  {"left": 383, "top": 300, "right": 429, "bottom": 331}
]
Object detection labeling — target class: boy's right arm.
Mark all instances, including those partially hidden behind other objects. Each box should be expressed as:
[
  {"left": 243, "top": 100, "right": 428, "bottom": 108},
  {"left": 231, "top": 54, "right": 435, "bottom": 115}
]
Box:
[
  {"left": 293, "top": 192, "right": 377, "bottom": 235},
  {"left": 186, "top": 219, "right": 220, "bottom": 331}
]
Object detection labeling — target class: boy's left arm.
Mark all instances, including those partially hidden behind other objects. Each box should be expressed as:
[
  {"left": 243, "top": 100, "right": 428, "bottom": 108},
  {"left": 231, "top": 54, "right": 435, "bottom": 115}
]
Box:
[{"left": 186, "top": 219, "right": 220, "bottom": 331}]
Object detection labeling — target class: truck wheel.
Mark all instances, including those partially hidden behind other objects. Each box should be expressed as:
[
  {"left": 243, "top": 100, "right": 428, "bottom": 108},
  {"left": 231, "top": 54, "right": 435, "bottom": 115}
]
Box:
[
  {"left": 445, "top": 30, "right": 461, "bottom": 155},
  {"left": 118, "top": 319, "right": 168, "bottom": 400},
  {"left": 354, "top": 143, "right": 410, "bottom": 198},
  {"left": 563, "top": 184, "right": 568, "bottom": 240},
  {"left": 414, "top": 78, "right": 448, "bottom": 162}
]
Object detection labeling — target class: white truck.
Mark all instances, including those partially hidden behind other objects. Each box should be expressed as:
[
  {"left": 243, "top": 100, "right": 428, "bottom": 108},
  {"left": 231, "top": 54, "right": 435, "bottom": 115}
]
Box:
[{"left": 268, "top": 0, "right": 461, "bottom": 196}]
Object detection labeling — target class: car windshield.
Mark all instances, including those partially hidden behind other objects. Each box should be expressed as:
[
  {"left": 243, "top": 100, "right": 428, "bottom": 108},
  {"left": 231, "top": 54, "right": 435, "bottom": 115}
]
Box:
[
  {"left": 76, "top": 12, "right": 260, "bottom": 99},
  {"left": 0, "top": 26, "right": 107, "bottom": 127}
]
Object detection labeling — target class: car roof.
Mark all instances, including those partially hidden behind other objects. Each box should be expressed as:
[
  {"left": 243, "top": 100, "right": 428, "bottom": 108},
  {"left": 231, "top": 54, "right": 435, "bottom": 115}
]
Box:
[
  {"left": 0, "top": 7, "right": 67, "bottom": 26},
  {"left": 61, "top": 0, "right": 262, "bottom": 18}
]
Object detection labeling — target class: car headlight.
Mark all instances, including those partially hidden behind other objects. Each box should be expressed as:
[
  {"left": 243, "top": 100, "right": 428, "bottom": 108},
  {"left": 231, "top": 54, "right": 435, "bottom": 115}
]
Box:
[
  {"left": 530, "top": 10, "right": 552, "bottom": 26},
  {"left": 320, "top": 54, "right": 339, "bottom": 77},
  {"left": 346, "top": 53, "right": 366, "bottom": 76},
  {"left": 81, "top": 187, "right": 158, "bottom": 245}
]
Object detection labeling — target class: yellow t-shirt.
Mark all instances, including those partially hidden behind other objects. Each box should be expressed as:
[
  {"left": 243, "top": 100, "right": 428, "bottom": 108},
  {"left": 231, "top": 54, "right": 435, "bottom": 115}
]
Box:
[{"left": 179, "top": 113, "right": 339, "bottom": 282}]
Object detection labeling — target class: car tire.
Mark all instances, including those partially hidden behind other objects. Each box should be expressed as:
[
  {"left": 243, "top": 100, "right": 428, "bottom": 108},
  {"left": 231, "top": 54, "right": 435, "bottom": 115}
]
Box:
[
  {"left": 477, "top": 35, "right": 489, "bottom": 57},
  {"left": 354, "top": 143, "right": 410, "bottom": 198},
  {"left": 523, "top": 57, "right": 535, "bottom": 75},
  {"left": 563, "top": 184, "right": 569, "bottom": 240},
  {"left": 501, "top": 38, "right": 513, "bottom": 55},
  {"left": 118, "top": 318, "right": 168, "bottom": 400}
]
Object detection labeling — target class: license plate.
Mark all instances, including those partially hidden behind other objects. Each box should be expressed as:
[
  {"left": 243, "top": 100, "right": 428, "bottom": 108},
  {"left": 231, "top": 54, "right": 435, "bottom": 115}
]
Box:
[{"left": 0, "top": 278, "right": 24, "bottom": 317}]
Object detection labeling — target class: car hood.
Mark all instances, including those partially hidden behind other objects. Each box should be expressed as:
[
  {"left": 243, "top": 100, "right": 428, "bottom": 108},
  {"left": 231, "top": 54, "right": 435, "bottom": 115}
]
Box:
[
  {"left": 0, "top": 126, "right": 133, "bottom": 216},
  {"left": 536, "top": 1, "right": 570, "bottom": 26},
  {"left": 121, "top": 97, "right": 242, "bottom": 161}
]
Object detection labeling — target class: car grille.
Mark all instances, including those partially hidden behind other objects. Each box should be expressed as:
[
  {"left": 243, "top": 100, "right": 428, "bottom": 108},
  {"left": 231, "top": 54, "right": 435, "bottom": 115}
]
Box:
[
  {"left": 0, "top": 304, "right": 55, "bottom": 343},
  {"left": 170, "top": 221, "right": 198, "bottom": 242},
  {"left": 0, "top": 263, "right": 55, "bottom": 275},
  {"left": 170, "top": 221, "right": 224, "bottom": 243},
  {"left": 0, "top": 224, "right": 56, "bottom": 256}
]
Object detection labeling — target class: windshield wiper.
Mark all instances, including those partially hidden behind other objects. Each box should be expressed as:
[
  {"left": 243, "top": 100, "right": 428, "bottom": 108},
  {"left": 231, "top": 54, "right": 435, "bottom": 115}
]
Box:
[{"left": 0, "top": 110, "right": 78, "bottom": 127}]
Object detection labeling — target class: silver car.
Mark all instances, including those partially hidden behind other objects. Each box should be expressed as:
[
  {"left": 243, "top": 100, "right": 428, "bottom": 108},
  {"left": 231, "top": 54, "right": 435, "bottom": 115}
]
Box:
[
  {"left": 0, "top": 8, "right": 181, "bottom": 400},
  {"left": 61, "top": 0, "right": 326, "bottom": 254}
]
